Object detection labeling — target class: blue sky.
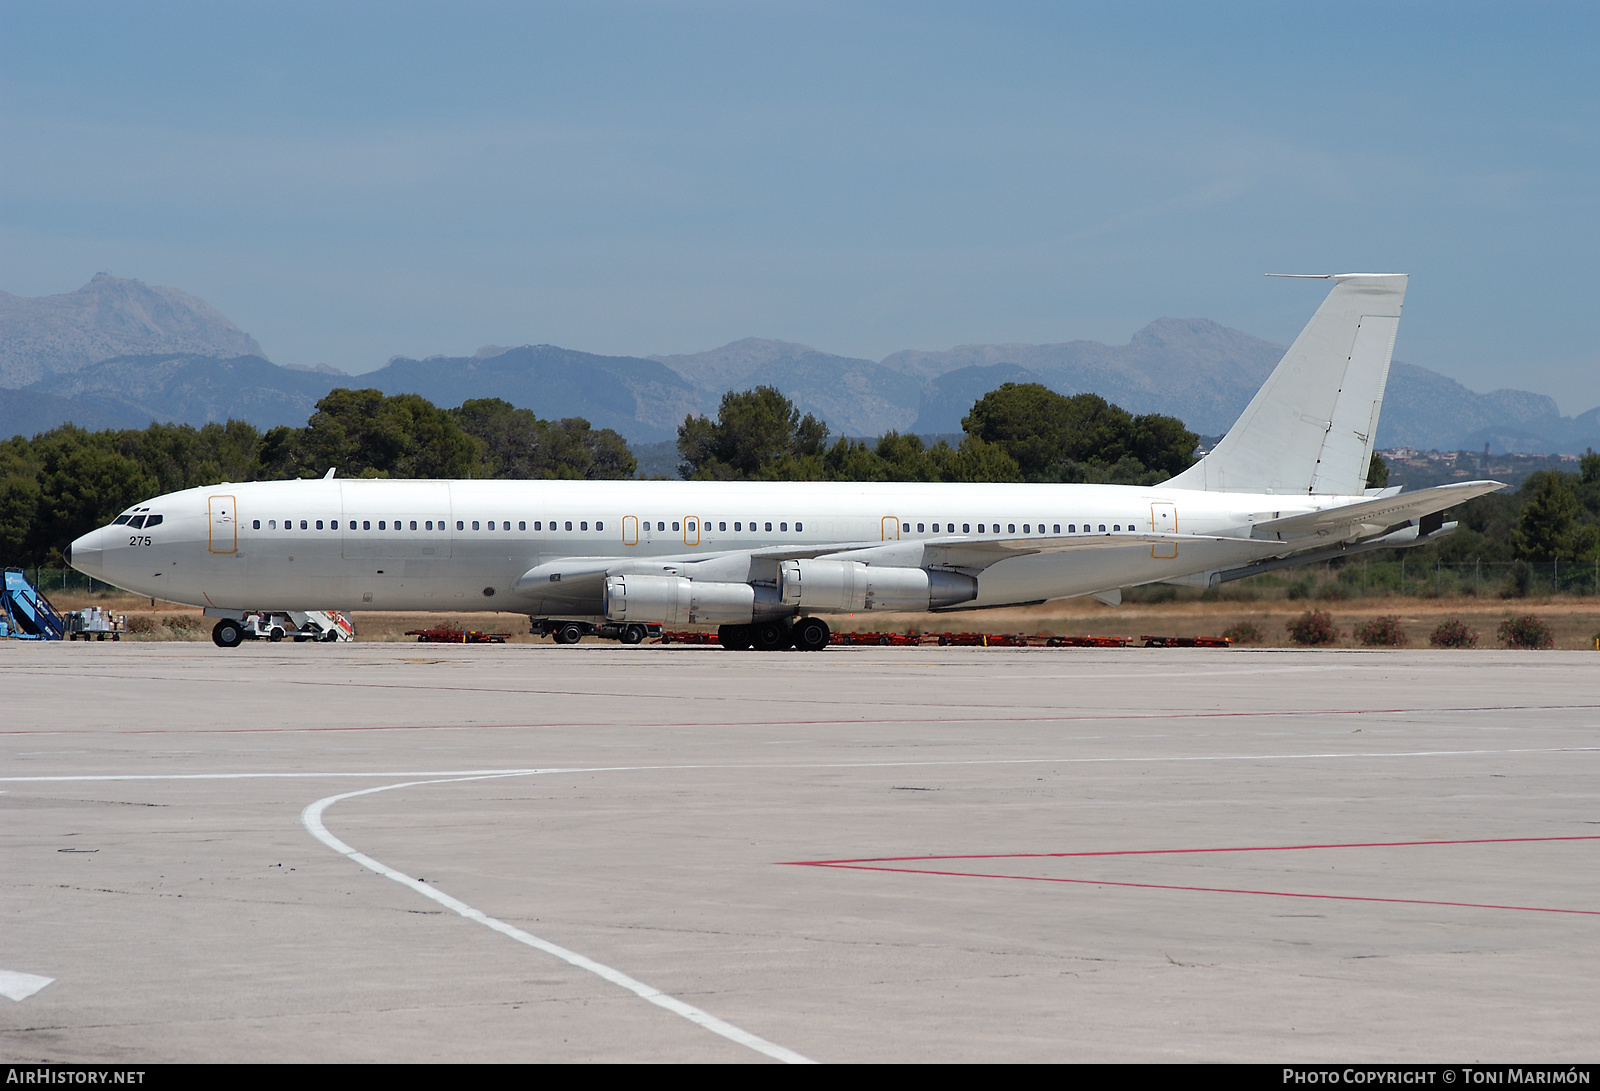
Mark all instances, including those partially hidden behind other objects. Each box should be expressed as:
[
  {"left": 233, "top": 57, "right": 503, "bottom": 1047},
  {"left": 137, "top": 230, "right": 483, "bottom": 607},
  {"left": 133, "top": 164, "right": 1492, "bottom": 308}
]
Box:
[{"left": 3, "top": 2, "right": 1597, "bottom": 411}]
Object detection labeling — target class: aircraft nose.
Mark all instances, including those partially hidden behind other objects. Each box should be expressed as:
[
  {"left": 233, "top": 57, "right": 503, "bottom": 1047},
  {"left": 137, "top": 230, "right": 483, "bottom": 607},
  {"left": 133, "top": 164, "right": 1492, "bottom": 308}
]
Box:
[{"left": 68, "top": 528, "right": 104, "bottom": 576}]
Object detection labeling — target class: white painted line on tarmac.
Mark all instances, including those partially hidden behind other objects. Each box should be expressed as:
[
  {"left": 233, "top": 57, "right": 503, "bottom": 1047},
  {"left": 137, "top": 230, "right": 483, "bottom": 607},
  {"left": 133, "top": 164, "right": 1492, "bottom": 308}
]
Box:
[
  {"left": 6, "top": 745, "right": 1598, "bottom": 784},
  {"left": 0, "top": 971, "right": 54, "bottom": 1002},
  {"left": 302, "top": 774, "right": 815, "bottom": 1065}
]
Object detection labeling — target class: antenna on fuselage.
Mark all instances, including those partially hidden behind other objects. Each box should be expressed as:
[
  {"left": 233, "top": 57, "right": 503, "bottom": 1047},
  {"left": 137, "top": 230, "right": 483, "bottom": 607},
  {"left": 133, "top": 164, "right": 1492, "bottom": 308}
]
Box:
[{"left": 323, "top": 467, "right": 336, "bottom": 479}]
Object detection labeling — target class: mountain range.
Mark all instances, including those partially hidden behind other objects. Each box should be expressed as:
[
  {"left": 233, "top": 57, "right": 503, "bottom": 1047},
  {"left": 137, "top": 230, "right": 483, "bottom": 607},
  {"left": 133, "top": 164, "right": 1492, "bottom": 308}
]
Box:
[{"left": 3, "top": 274, "right": 1598, "bottom": 456}]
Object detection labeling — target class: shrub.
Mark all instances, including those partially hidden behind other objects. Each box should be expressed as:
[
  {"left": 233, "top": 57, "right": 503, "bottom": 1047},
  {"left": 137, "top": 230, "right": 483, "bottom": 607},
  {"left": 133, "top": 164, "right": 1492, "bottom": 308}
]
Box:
[
  {"left": 1498, "top": 615, "right": 1553, "bottom": 649},
  {"left": 1220, "top": 621, "right": 1263, "bottom": 644},
  {"left": 1287, "top": 577, "right": 1314, "bottom": 600},
  {"left": 1286, "top": 609, "right": 1338, "bottom": 646},
  {"left": 124, "top": 615, "right": 156, "bottom": 634},
  {"left": 1429, "top": 619, "right": 1479, "bottom": 649},
  {"left": 1354, "top": 615, "right": 1408, "bottom": 647},
  {"left": 163, "top": 615, "right": 201, "bottom": 632},
  {"left": 1315, "top": 582, "right": 1346, "bottom": 601}
]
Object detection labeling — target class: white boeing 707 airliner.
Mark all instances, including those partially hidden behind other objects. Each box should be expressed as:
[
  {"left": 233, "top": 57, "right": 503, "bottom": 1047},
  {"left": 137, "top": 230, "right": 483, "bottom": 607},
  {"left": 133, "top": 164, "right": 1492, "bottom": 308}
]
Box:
[{"left": 67, "top": 274, "right": 1504, "bottom": 650}]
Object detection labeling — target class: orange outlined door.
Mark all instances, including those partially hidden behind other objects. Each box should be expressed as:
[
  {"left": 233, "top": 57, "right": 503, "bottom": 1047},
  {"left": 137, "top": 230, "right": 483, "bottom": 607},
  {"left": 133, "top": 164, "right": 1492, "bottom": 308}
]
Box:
[
  {"left": 683, "top": 516, "right": 701, "bottom": 546},
  {"left": 1150, "top": 502, "right": 1177, "bottom": 558},
  {"left": 881, "top": 516, "right": 900, "bottom": 541},
  {"left": 622, "top": 515, "right": 639, "bottom": 546},
  {"left": 208, "top": 495, "right": 237, "bottom": 554}
]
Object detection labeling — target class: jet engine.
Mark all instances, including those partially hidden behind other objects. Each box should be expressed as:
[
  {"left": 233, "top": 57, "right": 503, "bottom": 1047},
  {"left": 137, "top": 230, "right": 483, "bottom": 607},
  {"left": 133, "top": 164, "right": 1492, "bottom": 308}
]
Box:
[
  {"left": 604, "top": 574, "right": 762, "bottom": 626},
  {"left": 778, "top": 559, "right": 976, "bottom": 612}
]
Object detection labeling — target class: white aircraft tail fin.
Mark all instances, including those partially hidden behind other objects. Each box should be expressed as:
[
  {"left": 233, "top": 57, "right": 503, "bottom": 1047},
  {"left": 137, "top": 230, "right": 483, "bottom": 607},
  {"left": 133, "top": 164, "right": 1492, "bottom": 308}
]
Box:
[{"left": 1168, "top": 273, "right": 1407, "bottom": 495}]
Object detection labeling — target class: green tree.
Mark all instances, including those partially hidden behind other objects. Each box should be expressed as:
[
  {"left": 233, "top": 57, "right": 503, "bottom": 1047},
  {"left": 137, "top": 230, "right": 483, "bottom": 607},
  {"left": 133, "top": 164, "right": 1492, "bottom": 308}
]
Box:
[
  {"left": 451, "top": 398, "right": 636, "bottom": 479},
  {"left": 265, "top": 389, "right": 480, "bottom": 479},
  {"left": 1510, "top": 471, "right": 1600, "bottom": 561},
  {"left": 1366, "top": 451, "right": 1390, "bottom": 490},
  {"left": 961, "top": 383, "right": 1196, "bottom": 482},
  {"left": 27, "top": 428, "right": 156, "bottom": 565},
  {"left": 678, "top": 387, "right": 829, "bottom": 480}
]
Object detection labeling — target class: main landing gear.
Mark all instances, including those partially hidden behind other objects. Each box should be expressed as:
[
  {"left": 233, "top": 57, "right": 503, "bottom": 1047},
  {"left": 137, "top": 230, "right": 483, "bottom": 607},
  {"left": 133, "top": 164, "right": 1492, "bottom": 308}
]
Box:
[{"left": 717, "top": 617, "right": 830, "bottom": 652}]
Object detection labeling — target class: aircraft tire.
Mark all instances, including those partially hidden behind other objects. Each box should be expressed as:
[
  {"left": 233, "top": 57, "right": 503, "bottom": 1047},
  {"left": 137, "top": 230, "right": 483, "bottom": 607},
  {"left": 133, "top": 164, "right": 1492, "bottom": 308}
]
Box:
[
  {"left": 212, "top": 618, "right": 245, "bottom": 649},
  {"left": 751, "top": 621, "right": 793, "bottom": 652},
  {"left": 793, "top": 617, "right": 831, "bottom": 652},
  {"left": 620, "top": 624, "right": 646, "bottom": 645},
  {"left": 717, "top": 624, "right": 753, "bottom": 651}
]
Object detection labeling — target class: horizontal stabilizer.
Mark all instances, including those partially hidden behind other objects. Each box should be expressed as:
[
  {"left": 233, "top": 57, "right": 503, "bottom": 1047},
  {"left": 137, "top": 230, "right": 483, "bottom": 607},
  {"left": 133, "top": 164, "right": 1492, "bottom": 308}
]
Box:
[{"left": 1250, "top": 480, "right": 1505, "bottom": 540}]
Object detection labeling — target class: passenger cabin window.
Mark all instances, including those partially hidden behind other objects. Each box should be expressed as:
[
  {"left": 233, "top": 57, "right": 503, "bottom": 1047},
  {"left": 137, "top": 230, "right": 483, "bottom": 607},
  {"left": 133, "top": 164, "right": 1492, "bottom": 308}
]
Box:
[
  {"left": 300, "top": 520, "right": 308, "bottom": 530},
  {"left": 1008, "top": 524, "right": 1016, "bottom": 533},
  {"left": 765, "top": 522, "right": 772, "bottom": 532},
  {"left": 795, "top": 522, "right": 803, "bottom": 531},
  {"left": 672, "top": 521, "right": 680, "bottom": 531},
  {"left": 565, "top": 521, "right": 573, "bottom": 531},
  {"left": 456, "top": 520, "right": 464, "bottom": 530},
  {"left": 519, "top": 521, "right": 526, "bottom": 531},
  {"left": 719, "top": 521, "right": 726, "bottom": 531}
]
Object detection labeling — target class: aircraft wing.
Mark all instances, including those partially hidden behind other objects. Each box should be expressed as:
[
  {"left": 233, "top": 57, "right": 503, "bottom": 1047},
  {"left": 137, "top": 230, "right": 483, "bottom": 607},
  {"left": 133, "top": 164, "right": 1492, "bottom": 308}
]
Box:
[
  {"left": 822, "top": 532, "right": 1286, "bottom": 571},
  {"left": 1249, "top": 480, "right": 1506, "bottom": 541}
]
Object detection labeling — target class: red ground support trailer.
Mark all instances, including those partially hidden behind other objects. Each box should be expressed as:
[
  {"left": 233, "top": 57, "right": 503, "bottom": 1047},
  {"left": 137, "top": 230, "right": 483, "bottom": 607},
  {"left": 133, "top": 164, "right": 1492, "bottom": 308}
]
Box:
[
  {"left": 657, "top": 630, "right": 719, "bottom": 644},
  {"left": 406, "top": 628, "right": 508, "bottom": 644},
  {"left": 1043, "top": 635, "right": 1134, "bottom": 648},
  {"left": 1140, "top": 635, "right": 1233, "bottom": 648},
  {"left": 931, "top": 632, "right": 1034, "bottom": 647},
  {"left": 831, "top": 631, "right": 922, "bottom": 646}
]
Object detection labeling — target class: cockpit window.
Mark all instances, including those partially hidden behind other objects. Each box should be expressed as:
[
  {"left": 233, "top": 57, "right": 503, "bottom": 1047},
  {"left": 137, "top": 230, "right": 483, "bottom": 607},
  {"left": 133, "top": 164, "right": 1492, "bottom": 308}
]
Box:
[
  {"left": 128, "top": 515, "right": 147, "bottom": 529},
  {"left": 144, "top": 514, "right": 162, "bottom": 528},
  {"left": 113, "top": 515, "right": 132, "bottom": 525}
]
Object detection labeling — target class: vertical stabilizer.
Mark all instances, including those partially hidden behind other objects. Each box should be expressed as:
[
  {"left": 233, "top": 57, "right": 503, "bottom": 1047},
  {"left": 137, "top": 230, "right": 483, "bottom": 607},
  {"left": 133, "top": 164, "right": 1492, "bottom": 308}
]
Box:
[{"left": 1167, "top": 273, "right": 1407, "bottom": 494}]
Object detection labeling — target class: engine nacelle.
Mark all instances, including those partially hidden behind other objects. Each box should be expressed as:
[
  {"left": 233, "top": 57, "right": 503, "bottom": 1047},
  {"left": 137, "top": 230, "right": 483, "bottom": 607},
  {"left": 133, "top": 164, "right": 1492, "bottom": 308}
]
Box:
[
  {"left": 778, "top": 559, "right": 977, "bottom": 612},
  {"left": 603, "top": 575, "right": 756, "bottom": 626}
]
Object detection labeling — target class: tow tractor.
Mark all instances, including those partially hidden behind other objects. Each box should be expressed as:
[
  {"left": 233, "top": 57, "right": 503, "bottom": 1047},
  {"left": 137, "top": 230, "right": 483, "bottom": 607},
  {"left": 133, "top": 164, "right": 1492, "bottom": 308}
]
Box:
[{"left": 209, "top": 610, "right": 355, "bottom": 647}]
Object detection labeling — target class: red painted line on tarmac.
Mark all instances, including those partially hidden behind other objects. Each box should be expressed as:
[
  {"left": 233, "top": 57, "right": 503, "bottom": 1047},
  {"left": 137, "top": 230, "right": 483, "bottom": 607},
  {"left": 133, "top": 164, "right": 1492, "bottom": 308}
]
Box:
[
  {"left": 793, "top": 862, "right": 1600, "bottom": 916},
  {"left": 783, "top": 834, "right": 1600, "bottom": 916},
  {"left": 789, "top": 834, "right": 1600, "bottom": 866}
]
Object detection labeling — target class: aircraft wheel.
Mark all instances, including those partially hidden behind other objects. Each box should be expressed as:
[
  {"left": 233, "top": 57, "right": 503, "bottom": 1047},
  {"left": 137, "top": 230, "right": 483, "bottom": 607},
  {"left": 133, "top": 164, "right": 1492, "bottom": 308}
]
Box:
[
  {"left": 555, "top": 623, "right": 586, "bottom": 645},
  {"left": 620, "top": 625, "right": 646, "bottom": 645},
  {"left": 793, "top": 617, "right": 831, "bottom": 652},
  {"left": 718, "top": 624, "right": 753, "bottom": 651},
  {"left": 751, "top": 621, "right": 793, "bottom": 651},
  {"left": 212, "top": 618, "right": 245, "bottom": 649}
]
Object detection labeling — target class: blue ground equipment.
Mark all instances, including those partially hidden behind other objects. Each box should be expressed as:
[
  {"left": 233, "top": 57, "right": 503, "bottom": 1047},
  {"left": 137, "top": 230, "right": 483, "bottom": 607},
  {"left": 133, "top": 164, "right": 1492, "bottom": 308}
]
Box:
[{"left": 1, "top": 568, "right": 67, "bottom": 640}]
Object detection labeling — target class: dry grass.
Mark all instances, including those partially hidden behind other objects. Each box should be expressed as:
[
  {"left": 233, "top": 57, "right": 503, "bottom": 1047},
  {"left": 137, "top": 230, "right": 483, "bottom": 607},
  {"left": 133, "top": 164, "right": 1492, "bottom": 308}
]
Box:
[{"left": 37, "top": 588, "right": 1600, "bottom": 650}]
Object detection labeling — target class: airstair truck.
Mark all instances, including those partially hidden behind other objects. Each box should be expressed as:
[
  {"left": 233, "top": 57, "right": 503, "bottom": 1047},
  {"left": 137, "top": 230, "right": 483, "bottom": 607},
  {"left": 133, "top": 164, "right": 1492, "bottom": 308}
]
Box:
[{"left": 1, "top": 568, "right": 67, "bottom": 640}]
